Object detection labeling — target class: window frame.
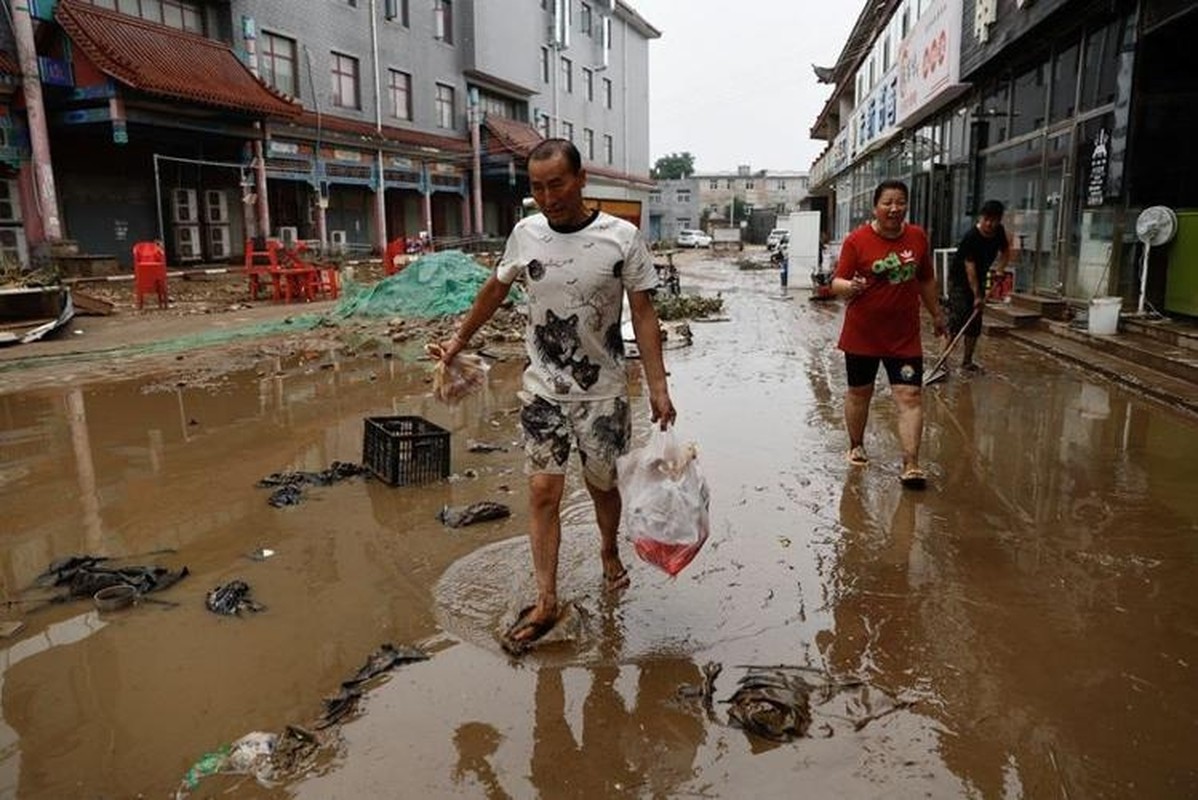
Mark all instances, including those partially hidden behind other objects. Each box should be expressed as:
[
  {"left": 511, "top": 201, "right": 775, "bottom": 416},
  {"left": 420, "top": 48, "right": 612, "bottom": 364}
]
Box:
[
  {"left": 388, "top": 69, "right": 412, "bottom": 120},
  {"left": 260, "top": 31, "right": 299, "bottom": 98},
  {"left": 331, "top": 51, "right": 361, "bottom": 110},
  {"left": 435, "top": 82, "right": 456, "bottom": 129},
  {"left": 434, "top": 0, "right": 454, "bottom": 44}
]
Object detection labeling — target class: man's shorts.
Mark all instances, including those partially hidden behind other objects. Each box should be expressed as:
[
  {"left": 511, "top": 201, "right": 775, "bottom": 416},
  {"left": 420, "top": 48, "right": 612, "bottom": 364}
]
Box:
[
  {"left": 949, "top": 288, "right": 983, "bottom": 337},
  {"left": 844, "top": 353, "right": 924, "bottom": 388},
  {"left": 519, "top": 393, "right": 631, "bottom": 491}
]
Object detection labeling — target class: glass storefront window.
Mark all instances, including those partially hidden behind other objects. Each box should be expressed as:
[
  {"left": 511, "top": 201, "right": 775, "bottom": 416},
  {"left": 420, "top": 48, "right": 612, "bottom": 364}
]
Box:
[
  {"left": 1011, "top": 63, "right": 1047, "bottom": 137},
  {"left": 1050, "top": 41, "right": 1080, "bottom": 123},
  {"left": 1081, "top": 15, "right": 1132, "bottom": 110},
  {"left": 981, "top": 82, "right": 1011, "bottom": 142},
  {"left": 983, "top": 136, "right": 1046, "bottom": 291}
]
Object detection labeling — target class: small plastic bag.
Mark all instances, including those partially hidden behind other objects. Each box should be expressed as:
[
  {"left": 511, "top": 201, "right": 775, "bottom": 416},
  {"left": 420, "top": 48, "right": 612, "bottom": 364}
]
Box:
[
  {"left": 616, "top": 430, "right": 711, "bottom": 577},
  {"left": 426, "top": 343, "right": 490, "bottom": 404}
]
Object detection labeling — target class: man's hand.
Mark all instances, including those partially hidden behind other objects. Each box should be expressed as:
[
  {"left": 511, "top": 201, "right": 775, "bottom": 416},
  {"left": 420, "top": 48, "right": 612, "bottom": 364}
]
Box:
[
  {"left": 649, "top": 390, "right": 676, "bottom": 431},
  {"left": 429, "top": 333, "right": 466, "bottom": 364}
]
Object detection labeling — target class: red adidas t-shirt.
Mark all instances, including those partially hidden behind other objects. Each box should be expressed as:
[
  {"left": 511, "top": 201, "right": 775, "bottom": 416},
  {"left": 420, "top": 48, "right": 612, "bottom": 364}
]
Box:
[{"left": 834, "top": 222, "right": 933, "bottom": 358}]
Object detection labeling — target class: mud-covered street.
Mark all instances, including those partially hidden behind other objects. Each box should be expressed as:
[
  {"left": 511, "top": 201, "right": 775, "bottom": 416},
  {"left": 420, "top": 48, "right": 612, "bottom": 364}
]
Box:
[{"left": 2, "top": 253, "right": 1197, "bottom": 798}]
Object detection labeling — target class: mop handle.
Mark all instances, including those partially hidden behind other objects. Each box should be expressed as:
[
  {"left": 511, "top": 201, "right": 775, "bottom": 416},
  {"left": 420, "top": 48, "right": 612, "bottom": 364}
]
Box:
[{"left": 926, "top": 305, "right": 981, "bottom": 377}]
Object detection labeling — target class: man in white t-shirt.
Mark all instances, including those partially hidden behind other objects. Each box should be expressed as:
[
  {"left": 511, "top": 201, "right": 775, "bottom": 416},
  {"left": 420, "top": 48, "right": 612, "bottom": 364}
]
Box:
[{"left": 438, "top": 139, "right": 675, "bottom": 652}]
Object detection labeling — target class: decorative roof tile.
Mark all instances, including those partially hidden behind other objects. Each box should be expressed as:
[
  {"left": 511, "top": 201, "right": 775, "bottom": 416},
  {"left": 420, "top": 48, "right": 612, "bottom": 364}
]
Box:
[{"left": 55, "top": 0, "right": 299, "bottom": 117}]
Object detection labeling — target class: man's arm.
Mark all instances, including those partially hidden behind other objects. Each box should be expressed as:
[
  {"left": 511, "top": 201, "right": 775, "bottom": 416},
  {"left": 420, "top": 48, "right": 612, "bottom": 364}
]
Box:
[
  {"left": 438, "top": 274, "right": 511, "bottom": 362},
  {"left": 965, "top": 258, "right": 984, "bottom": 308},
  {"left": 627, "top": 289, "right": 676, "bottom": 430}
]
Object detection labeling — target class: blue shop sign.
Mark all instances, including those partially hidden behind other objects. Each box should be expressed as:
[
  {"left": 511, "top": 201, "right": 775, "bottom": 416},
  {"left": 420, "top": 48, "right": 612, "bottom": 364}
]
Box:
[{"left": 39, "top": 57, "right": 74, "bottom": 88}]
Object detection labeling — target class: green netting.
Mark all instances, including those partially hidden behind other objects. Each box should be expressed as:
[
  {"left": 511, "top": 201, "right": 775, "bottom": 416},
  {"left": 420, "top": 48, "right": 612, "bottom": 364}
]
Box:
[{"left": 333, "top": 250, "right": 520, "bottom": 319}]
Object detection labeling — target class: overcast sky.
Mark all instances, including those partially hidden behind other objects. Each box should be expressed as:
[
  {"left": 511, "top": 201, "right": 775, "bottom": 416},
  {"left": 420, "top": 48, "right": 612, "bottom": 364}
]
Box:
[{"left": 630, "top": 1, "right": 860, "bottom": 174}]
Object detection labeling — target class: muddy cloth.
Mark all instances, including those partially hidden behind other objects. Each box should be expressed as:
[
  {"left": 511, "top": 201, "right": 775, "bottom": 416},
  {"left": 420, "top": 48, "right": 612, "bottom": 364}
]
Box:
[
  {"left": 319, "top": 643, "right": 429, "bottom": 728},
  {"left": 257, "top": 461, "right": 367, "bottom": 506},
  {"left": 725, "top": 666, "right": 814, "bottom": 742},
  {"left": 34, "top": 555, "right": 189, "bottom": 601},
  {"left": 437, "top": 501, "right": 511, "bottom": 528},
  {"left": 205, "top": 580, "right": 265, "bottom": 616}
]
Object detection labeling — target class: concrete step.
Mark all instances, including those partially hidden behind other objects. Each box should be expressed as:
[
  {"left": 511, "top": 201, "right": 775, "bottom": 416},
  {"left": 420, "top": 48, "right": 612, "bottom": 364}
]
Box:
[
  {"left": 1009, "top": 292, "right": 1068, "bottom": 320},
  {"left": 1004, "top": 325, "right": 1198, "bottom": 417},
  {"left": 1044, "top": 320, "right": 1198, "bottom": 385},
  {"left": 986, "top": 303, "right": 1042, "bottom": 328},
  {"left": 1120, "top": 315, "right": 1198, "bottom": 354}
]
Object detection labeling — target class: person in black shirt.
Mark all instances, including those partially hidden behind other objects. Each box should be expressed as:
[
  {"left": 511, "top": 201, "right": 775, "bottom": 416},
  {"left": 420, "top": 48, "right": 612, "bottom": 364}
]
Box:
[{"left": 949, "top": 200, "right": 1010, "bottom": 371}]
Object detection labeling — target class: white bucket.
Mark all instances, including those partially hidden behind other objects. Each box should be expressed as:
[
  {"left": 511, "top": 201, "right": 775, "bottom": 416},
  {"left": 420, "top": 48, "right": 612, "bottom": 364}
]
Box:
[{"left": 1088, "top": 296, "right": 1122, "bottom": 335}]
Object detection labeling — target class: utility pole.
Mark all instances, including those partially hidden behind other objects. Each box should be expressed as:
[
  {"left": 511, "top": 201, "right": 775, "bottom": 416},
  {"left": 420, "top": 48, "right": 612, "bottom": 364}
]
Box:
[
  {"left": 12, "top": 0, "right": 62, "bottom": 242},
  {"left": 469, "top": 88, "right": 483, "bottom": 236}
]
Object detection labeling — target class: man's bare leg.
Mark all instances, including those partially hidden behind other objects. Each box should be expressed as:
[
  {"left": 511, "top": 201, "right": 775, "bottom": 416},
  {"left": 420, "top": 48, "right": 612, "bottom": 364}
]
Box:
[
  {"left": 515, "top": 472, "right": 565, "bottom": 638},
  {"left": 892, "top": 384, "right": 924, "bottom": 470},
  {"left": 585, "top": 479, "right": 625, "bottom": 584},
  {"left": 962, "top": 335, "right": 978, "bottom": 367}
]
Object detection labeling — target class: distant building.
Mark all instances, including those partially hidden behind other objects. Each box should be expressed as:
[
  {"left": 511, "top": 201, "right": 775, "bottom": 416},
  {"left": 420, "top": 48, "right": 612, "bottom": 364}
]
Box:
[{"left": 648, "top": 166, "right": 809, "bottom": 244}]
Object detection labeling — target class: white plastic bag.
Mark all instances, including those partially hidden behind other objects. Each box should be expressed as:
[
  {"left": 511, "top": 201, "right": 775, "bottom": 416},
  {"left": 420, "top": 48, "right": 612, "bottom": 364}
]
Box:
[
  {"left": 616, "top": 430, "right": 711, "bottom": 577},
  {"left": 425, "top": 343, "right": 490, "bottom": 404}
]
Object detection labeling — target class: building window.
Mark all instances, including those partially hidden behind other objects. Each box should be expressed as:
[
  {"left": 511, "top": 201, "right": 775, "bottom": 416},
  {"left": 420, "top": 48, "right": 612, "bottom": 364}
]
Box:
[
  {"left": 676, "top": 189, "right": 690, "bottom": 202},
  {"left": 603, "top": 133, "right": 613, "bottom": 164},
  {"left": 583, "top": 128, "right": 594, "bottom": 160},
  {"left": 436, "top": 83, "right": 455, "bottom": 128},
  {"left": 583, "top": 67, "right": 594, "bottom": 102},
  {"left": 562, "top": 121, "right": 574, "bottom": 141},
  {"left": 384, "top": 0, "right": 409, "bottom": 25},
  {"left": 745, "top": 180, "right": 754, "bottom": 189},
  {"left": 580, "top": 3, "right": 592, "bottom": 35},
  {"left": 480, "top": 92, "right": 518, "bottom": 120},
  {"left": 537, "top": 113, "right": 550, "bottom": 138},
  {"left": 86, "top": 0, "right": 204, "bottom": 34},
  {"left": 1081, "top": 16, "right": 1132, "bottom": 111},
  {"left": 726, "top": 179, "right": 733, "bottom": 189},
  {"left": 603, "top": 77, "right": 612, "bottom": 108},
  {"left": 541, "top": 47, "right": 550, "bottom": 84},
  {"left": 561, "top": 57, "right": 573, "bottom": 93},
  {"left": 649, "top": 190, "right": 662, "bottom": 203},
  {"left": 331, "top": 52, "right": 360, "bottom": 109},
  {"left": 777, "top": 180, "right": 786, "bottom": 190},
  {"left": 388, "top": 69, "right": 411, "bottom": 120},
  {"left": 260, "top": 32, "right": 298, "bottom": 98},
  {"left": 434, "top": 0, "right": 453, "bottom": 44},
  {"left": 0, "top": 180, "right": 21, "bottom": 223},
  {"left": 677, "top": 218, "right": 691, "bottom": 229}
]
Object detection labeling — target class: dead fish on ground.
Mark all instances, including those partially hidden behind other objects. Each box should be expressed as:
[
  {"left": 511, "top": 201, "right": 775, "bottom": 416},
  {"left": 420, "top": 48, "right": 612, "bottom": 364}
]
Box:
[
  {"left": 205, "top": 580, "right": 266, "bottom": 616},
  {"left": 437, "top": 501, "right": 511, "bottom": 528},
  {"left": 725, "top": 665, "right": 813, "bottom": 742}
]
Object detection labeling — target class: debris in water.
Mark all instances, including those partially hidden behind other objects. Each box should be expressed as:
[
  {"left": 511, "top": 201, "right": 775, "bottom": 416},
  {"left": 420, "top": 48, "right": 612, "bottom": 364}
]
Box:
[
  {"left": 205, "top": 580, "right": 266, "bottom": 616},
  {"left": 725, "top": 666, "right": 813, "bottom": 742},
  {"left": 257, "top": 461, "right": 367, "bottom": 506},
  {"left": 437, "top": 501, "right": 512, "bottom": 528}
]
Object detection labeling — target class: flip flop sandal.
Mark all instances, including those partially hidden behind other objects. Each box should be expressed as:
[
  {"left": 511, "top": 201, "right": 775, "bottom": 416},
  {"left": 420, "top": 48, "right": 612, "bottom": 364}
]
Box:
[
  {"left": 846, "top": 446, "right": 869, "bottom": 466},
  {"left": 501, "top": 605, "right": 558, "bottom": 656},
  {"left": 603, "top": 567, "right": 630, "bottom": 592},
  {"left": 900, "top": 467, "right": 928, "bottom": 490}
]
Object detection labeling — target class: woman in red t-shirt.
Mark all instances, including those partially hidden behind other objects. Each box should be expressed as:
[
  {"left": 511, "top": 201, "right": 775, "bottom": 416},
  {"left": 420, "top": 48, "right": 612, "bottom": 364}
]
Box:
[{"left": 831, "top": 180, "right": 946, "bottom": 488}]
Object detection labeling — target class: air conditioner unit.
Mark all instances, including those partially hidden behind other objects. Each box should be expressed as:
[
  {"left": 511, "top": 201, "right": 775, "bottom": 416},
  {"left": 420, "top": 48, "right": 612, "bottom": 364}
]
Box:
[
  {"left": 276, "top": 226, "right": 299, "bottom": 247},
  {"left": 207, "top": 225, "right": 231, "bottom": 259},
  {"left": 174, "top": 225, "right": 201, "bottom": 261},
  {"left": 171, "top": 188, "right": 197, "bottom": 224},
  {"left": 330, "top": 229, "right": 348, "bottom": 254},
  {"left": 204, "top": 190, "right": 228, "bottom": 224}
]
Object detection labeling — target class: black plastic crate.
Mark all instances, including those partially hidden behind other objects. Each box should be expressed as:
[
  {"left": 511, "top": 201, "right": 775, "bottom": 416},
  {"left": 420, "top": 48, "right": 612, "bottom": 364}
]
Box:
[{"left": 363, "top": 416, "right": 450, "bottom": 486}]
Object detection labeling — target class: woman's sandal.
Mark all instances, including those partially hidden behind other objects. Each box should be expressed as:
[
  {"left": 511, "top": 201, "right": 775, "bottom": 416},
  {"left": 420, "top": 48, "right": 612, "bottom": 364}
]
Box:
[{"left": 501, "top": 605, "right": 559, "bottom": 656}]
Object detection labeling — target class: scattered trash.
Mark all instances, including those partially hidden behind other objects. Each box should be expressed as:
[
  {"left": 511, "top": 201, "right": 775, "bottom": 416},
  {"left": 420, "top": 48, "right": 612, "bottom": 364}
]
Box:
[
  {"left": 467, "top": 439, "right": 508, "bottom": 453},
  {"left": 319, "top": 643, "right": 429, "bottom": 728},
  {"left": 0, "top": 620, "right": 25, "bottom": 638},
  {"left": 30, "top": 554, "right": 189, "bottom": 604},
  {"left": 726, "top": 666, "right": 813, "bottom": 742},
  {"left": 257, "top": 461, "right": 367, "bottom": 506},
  {"left": 205, "top": 580, "right": 266, "bottom": 616},
  {"left": 248, "top": 548, "right": 276, "bottom": 561},
  {"left": 677, "top": 661, "right": 724, "bottom": 712},
  {"left": 93, "top": 584, "right": 137, "bottom": 612},
  {"left": 437, "top": 501, "right": 512, "bottom": 528},
  {"left": 653, "top": 294, "right": 725, "bottom": 322}
]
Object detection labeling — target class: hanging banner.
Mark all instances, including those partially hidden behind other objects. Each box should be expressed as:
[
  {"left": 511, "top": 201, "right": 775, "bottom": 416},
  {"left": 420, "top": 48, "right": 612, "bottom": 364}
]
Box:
[{"left": 896, "top": 0, "right": 964, "bottom": 124}]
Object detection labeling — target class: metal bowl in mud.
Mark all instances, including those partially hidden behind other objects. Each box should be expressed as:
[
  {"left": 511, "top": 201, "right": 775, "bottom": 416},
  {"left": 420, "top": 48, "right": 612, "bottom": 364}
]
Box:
[{"left": 93, "top": 584, "right": 137, "bottom": 612}]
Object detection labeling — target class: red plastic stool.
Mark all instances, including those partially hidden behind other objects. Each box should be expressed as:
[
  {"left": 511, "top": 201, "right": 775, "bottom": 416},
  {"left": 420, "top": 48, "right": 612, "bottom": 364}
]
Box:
[
  {"left": 384, "top": 237, "right": 406, "bottom": 276},
  {"left": 132, "top": 241, "right": 168, "bottom": 309}
]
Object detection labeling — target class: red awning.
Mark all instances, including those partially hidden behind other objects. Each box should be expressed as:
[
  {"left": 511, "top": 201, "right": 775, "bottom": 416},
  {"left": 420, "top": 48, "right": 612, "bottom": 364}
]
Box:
[{"left": 55, "top": 0, "right": 299, "bottom": 117}]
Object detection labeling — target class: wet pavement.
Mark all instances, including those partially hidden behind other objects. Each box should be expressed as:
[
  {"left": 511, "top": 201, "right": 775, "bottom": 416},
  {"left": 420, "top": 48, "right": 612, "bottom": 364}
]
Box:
[{"left": 1, "top": 256, "right": 1197, "bottom": 798}]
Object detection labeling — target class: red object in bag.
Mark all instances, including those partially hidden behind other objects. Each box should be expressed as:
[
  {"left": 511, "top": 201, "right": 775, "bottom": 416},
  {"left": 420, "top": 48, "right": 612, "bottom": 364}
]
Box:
[{"left": 617, "top": 431, "right": 711, "bottom": 577}]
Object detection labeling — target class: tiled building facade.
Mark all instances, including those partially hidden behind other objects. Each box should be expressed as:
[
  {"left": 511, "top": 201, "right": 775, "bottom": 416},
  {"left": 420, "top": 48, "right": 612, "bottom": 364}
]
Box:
[{"left": 0, "top": 0, "right": 658, "bottom": 268}]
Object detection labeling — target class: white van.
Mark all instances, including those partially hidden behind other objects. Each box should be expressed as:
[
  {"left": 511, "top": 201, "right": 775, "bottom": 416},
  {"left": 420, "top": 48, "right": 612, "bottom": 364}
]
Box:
[{"left": 766, "top": 228, "right": 789, "bottom": 251}]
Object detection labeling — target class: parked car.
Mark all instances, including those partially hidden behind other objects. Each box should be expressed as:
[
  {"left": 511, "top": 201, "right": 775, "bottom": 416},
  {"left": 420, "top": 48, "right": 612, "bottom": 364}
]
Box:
[
  {"left": 766, "top": 228, "right": 789, "bottom": 251},
  {"left": 676, "top": 229, "right": 713, "bottom": 248}
]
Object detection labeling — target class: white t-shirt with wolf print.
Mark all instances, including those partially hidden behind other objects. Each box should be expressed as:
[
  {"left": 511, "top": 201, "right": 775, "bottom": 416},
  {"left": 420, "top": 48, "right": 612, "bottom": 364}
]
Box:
[{"left": 495, "top": 210, "right": 657, "bottom": 401}]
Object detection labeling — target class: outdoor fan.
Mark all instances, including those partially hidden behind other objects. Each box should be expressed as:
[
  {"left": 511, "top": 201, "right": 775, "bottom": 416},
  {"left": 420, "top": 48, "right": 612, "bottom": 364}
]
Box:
[{"left": 1134, "top": 205, "right": 1178, "bottom": 316}]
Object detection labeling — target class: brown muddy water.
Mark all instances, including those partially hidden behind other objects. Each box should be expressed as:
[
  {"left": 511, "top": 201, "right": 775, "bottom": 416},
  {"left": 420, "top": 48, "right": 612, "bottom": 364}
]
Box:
[{"left": 1, "top": 259, "right": 1197, "bottom": 799}]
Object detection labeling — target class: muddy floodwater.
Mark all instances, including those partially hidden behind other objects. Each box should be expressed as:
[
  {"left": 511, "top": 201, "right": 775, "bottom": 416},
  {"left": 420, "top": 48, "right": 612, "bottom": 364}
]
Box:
[{"left": 2, "top": 258, "right": 1197, "bottom": 799}]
